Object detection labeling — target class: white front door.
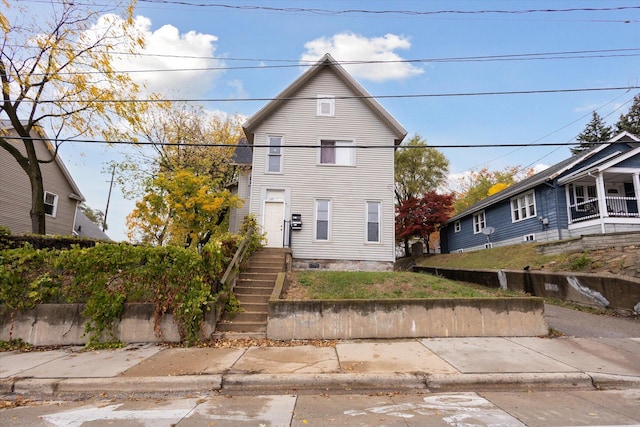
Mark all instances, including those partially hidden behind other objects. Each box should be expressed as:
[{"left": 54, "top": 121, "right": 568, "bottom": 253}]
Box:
[{"left": 264, "top": 201, "right": 284, "bottom": 248}]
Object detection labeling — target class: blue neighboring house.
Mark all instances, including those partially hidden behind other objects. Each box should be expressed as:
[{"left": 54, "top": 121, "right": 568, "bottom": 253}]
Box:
[{"left": 441, "top": 132, "right": 640, "bottom": 253}]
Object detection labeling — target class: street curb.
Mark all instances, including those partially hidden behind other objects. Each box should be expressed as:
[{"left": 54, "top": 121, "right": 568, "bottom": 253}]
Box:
[
  {"left": 426, "top": 373, "right": 595, "bottom": 392},
  {"left": 56, "top": 376, "right": 222, "bottom": 395},
  {"left": 13, "top": 378, "right": 60, "bottom": 395},
  {"left": 221, "top": 373, "right": 427, "bottom": 392},
  {"left": 589, "top": 373, "right": 640, "bottom": 390}
]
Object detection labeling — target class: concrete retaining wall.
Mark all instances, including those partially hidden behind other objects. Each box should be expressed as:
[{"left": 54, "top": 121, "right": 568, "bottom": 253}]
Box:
[
  {"left": 414, "top": 266, "right": 640, "bottom": 314},
  {"left": 267, "top": 274, "right": 548, "bottom": 339},
  {"left": 0, "top": 302, "right": 218, "bottom": 346}
]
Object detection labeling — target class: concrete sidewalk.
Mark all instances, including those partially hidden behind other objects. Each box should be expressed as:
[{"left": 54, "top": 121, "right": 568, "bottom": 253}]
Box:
[{"left": 1, "top": 337, "right": 640, "bottom": 398}]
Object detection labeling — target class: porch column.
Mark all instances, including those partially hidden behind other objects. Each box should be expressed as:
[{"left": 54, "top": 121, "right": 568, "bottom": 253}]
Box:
[
  {"left": 564, "top": 184, "right": 573, "bottom": 225},
  {"left": 594, "top": 172, "right": 607, "bottom": 234},
  {"left": 634, "top": 173, "right": 640, "bottom": 212}
]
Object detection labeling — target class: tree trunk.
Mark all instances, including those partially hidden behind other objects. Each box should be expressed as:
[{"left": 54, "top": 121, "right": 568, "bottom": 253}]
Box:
[{"left": 26, "top": 142, "right": 46, "bottom": 234}]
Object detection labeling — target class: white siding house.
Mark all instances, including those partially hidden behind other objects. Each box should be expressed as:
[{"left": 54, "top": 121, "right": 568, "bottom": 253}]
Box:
[
  {"left": 0, "top": 122, "right": 85, "bottom": 236},
  {"left": 241, "top": 54, "right": 406, "bottom": 270}
]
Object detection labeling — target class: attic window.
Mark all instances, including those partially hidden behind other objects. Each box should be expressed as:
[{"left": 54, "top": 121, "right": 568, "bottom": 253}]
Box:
[{"left": 317, "top": 95, "right": 335, "bottom": 117}]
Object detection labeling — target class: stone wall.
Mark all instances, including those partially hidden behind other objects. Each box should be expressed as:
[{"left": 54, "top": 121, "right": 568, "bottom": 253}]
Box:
[{"left": 535, "top": 231, "right": 640, "bottom": 256}]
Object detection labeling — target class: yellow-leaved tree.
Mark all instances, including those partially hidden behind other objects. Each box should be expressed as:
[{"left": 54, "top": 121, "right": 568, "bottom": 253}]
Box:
[
  {"left": 123, "top": 103, "right": 246, "bottom": 247},
  {"left": 0, "top": 0, "right": 152, "bottom": 234},
  {"left": 127, "top": 169, "right": 241, "bottom": 248}
]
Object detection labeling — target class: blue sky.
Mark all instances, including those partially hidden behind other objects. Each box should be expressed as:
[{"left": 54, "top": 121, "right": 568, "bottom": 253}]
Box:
[{"left": 10, "top": 0, "right": 640, "bottom": 241}]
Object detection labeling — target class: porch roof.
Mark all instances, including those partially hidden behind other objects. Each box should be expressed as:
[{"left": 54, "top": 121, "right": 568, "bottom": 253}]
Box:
[
  {"left": 446, "top": 132, "right": 640, "bottom": 224},
  {"left": 558, "top": 145, "right": 640, "bottom": 185}
]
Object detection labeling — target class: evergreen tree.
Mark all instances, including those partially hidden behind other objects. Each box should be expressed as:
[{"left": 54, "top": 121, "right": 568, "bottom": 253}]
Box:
[
  {"left": 571, "top": 112, "right": 612, "bottom": 155},
  {"left": 615, "top": 94, "right": 640, "bottom": 136}
]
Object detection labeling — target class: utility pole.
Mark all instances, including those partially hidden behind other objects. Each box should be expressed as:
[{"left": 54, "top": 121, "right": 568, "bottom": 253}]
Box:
[{"left": 103, "top": 165, "right": 115, "bottom": 233}]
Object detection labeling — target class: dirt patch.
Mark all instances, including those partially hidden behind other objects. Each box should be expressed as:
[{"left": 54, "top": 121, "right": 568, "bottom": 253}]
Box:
[{"left": 281, "top": 273, "right": 309, "bottom": 300}]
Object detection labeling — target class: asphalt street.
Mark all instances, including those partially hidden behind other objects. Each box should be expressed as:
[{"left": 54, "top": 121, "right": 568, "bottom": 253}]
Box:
[
  {"left": 544, "top": 304, "right": 640, "bottom": 338},
  {"left": 2, "top": 389, "right": 640, "bottom": 426}
]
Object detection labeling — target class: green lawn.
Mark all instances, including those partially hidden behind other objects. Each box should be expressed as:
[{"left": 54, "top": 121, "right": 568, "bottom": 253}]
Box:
[
  {"left": 285, "top": 270, "right": 518, "bottom": 300},
  {"left": 416, "top": 243, "right": 575, "bottom": 271}
]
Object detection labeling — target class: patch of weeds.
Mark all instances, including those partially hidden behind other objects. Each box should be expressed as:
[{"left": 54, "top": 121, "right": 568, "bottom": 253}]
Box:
[
  {"left": 568, "top": 253, "right": 592, "bottom": 271},
  {"left": 224, "top": 292, "right": 243, "bottom": 319},
  {"left": 0, "top": 339, "right": 32, "bottom": 351}
]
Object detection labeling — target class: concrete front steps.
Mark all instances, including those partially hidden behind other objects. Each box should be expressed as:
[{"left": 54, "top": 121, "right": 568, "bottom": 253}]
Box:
[{"left": 215, "top": 248, "right": 288, "bottom": 336}]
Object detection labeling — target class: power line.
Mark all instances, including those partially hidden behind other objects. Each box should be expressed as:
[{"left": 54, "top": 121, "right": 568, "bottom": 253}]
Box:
[
  {"left": 6, "top": 47, "right": 640, "bottom": 77},
  {"left": 26, "top": 85, "right": 640, "bottom": 104},
  {"left": 1, "top": 135, "right": 623, "bottom": 148},
  {"left": 17, "top": 0, "right": 640, "bottom": 17}
]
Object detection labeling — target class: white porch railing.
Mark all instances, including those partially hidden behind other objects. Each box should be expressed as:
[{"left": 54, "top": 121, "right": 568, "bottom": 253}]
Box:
[{"left": 570, "top": 196, "right": 639, "bottom": 223}]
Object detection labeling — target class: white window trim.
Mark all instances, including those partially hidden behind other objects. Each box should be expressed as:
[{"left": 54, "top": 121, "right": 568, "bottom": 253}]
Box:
[
  {"left": 314, "top": 199, "right": 331, "bottom": 242},
  {"left": 573, "top": 184, "right": 597, "bottom": 212},
  {"left": 318, "top": 138, "right": 355, "bottom": 166},
  {"left": 510, "top": 190, "right": 537, "bottom": 223},
  {"left": 317, "top": 95, "right": 335, "bottom": 117},
  {"left": 524, "top": 233, "right": 536, "bottom": 242},
  {"left": 44, "top": 191, "right": 59, "bottom": 218},
  {"left": 266, "top": 135, "right": 283, "bottom": 174},
  {"left": 473, "top": 211, "right": 486, "bottom": 234},
  {"left": 365, "top": 201, "right": 381, "bottom": 243},
  {"left": 454, "top": 220, "right": 461, "bottom": 233}
]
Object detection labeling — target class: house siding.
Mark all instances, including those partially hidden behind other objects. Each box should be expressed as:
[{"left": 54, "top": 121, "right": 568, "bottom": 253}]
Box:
[
  {"left": 0, "top": 133, "right": 80, "bottom": 236},
  {"left": 446, "top": 183, "right": 567, "bottom": 252},
  {"left": 228, "top": 171, "right": 251, "bottom": 233},
  {"left": 248, "top": 67, "right": 397, "bottom": 263}
]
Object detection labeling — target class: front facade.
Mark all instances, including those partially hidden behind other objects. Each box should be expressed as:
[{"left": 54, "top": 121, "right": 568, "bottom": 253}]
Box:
[
  {"left": 441, "top": 132, "right": 640, "bottom": 253},
  {"left": 240, "top": 54, "right": 406, "bottom": 270},
  {"left": 0, "top": 123, "right": 85, "bottom": 236}
]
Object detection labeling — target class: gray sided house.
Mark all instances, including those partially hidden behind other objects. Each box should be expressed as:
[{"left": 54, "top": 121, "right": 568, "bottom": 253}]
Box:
[
  {"left": 441, "top": 132, "right": 640, "bottom": 253},
  {"left": 0, "top": 122, "right": 85, "bottom": 236},
  {"left": 235, "top": 53, "right": 407, "bottom": 270}
]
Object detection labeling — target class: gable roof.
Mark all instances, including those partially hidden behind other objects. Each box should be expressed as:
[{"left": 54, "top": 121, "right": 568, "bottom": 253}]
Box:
[
  {"left": 74, "top": 209, "right": 110, "bottom": 240},
  {"left": 242, "top": 53, "right": 407, "bottom": 145},
  {"left": 1, "top": 120, "right": 85, "bottom": 202},
  {"left": 447, "top": 132, "right": 640, "bottom": 223}
]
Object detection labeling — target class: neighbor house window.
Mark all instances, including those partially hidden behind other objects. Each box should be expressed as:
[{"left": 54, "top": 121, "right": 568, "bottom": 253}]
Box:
[
  {"left": 44, "top": 191, "right": 58, "bottom": 217},
  {"left": 267, "top": 135, "right": 282, "bottom": 173},
  {"left": 317, "top": 95, "right": 335, "bottom": 117},
  {"left": 511, "top": 190, "right": 536, "bottom": 222},
  {"left": 454, "top": 220, "right": 461, "bottom": 233},
  {"left": 473, "top": 211, "right": 485, "bottom": 234},
  {"left": 366, "top": 201, "right": 381, "bottom": 243},
  {"left": 315, "top": 199, "right": 330, "bottom": 241},
  {"left": 319, "top": 140, "right": 354, "bottom": 165}
]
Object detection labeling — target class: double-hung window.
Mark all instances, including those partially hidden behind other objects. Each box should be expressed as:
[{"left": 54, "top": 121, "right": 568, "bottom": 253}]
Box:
[
  {"left": 44, "top": 191, "right": 58, "bottom": 217},
  {"left": 473, "top": 211, "right": 486, "bottom": 234},
  {"left": 267, "top": 135, "right": 282, "bottom": 173},
  {"left": 315, "top": 199, "right": 330, "bottom": 241},
  {"left": 320, "top": 140, "right": 354, "bottom": 165},
  {"left": 366, "top": 201, "right": 380, "bottom": 243},
  {"left": 511, "top": 190, "right": 536, "bottom": 222}
]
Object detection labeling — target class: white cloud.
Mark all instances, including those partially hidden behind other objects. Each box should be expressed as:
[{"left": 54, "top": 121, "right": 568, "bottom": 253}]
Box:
[
  {"left": 301, "top": 32, "right": 423, "bottom": 82},
  {"left": 97, "top": 15, "right": 224, "bottom": 98}
]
